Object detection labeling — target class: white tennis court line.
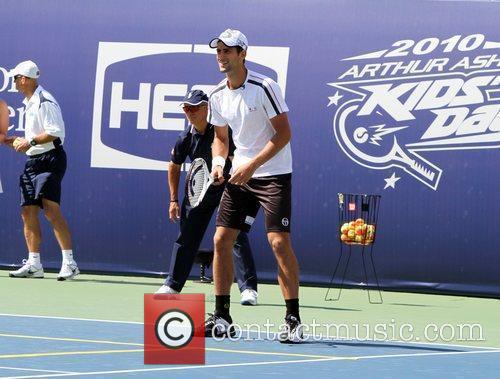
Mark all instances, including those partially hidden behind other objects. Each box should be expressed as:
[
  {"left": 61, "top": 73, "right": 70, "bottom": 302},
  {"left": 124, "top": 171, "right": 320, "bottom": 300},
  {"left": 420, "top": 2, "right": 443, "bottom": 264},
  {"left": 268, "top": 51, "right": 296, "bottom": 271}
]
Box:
[
  {"left": 0, "top": 358, "right": 339, "bottom": 379},
  {"left": 0, "top": 314, "right": 141, "bottom": 325},
  {"left": 0, "top": 333, "right": 345, "bottom": 360},
  {"left": 0, "top": 367, "right": 75, "bottom": 374},
  {"left": 3, "top": 350, "right": 500, "bottom": 379},
  {"left": 0, "top": 313, "right": 498, "bottom": 351}
]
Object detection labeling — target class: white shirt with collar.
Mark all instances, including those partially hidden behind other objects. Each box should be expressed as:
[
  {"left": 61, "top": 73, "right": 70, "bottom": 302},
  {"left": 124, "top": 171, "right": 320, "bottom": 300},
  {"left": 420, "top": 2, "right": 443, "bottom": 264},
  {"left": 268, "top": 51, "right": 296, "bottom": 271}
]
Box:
[
  {"left": 23, "top": 85, "right": 65, "bottom": 156},
  {"left": 209, "top": 70, "right": 292, "bottom": 178}
]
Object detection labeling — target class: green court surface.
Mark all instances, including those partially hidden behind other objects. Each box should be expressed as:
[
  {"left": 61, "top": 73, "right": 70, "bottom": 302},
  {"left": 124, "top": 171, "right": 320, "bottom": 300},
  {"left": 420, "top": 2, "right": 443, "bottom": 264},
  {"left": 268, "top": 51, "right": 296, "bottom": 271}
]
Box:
[{"left": 1, "top": 269, "right": 498, "bottom": 348}]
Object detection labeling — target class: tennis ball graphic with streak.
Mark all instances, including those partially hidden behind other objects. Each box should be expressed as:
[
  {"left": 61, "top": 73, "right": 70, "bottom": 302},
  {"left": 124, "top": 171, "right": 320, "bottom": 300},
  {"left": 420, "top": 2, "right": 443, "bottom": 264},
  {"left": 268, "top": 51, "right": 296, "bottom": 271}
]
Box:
[
  {"left": 354, "top": 127, "right": 369, "bottom": 144},
  {"left": 347, "top": 229, "right": 356, "bottom": 240}
]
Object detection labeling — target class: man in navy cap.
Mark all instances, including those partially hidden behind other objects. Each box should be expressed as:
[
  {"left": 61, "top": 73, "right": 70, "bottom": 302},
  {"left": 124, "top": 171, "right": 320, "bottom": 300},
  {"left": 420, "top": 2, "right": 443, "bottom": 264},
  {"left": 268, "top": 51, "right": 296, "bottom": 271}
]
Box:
[{"left": 156, "top": 89, "right": 258, "bottom": 306}]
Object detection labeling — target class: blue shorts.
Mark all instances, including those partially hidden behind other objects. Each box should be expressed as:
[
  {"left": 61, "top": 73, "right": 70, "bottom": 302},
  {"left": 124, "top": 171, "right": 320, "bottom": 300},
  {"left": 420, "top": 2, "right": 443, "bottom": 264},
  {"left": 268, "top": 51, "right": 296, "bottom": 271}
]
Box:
[{"left": 20, "top": 148, "right": 67, "bottom": 207}]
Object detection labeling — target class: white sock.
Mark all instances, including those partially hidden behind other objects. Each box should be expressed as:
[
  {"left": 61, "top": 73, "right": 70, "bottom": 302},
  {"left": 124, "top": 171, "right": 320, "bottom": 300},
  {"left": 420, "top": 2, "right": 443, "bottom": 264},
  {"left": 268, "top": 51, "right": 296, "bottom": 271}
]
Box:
[
  {"left": 28, "top": 252, "right": 41, "bottom": 267},
  {"left": 62, "top": 250, "right": 74, "bottom": 264}
]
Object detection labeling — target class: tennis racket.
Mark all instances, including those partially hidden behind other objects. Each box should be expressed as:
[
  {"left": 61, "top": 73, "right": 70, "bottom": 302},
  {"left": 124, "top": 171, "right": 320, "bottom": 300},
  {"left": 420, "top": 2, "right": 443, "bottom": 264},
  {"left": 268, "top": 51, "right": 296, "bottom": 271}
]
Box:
[{"left": 185, "top": 158, "right": 214, "bottom": 207}]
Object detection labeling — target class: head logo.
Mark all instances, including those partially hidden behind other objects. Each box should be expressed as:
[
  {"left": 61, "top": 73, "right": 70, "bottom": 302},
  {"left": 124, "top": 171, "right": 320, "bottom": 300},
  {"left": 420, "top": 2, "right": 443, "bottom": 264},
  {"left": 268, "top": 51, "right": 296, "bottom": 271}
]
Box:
[
  {"left": 91, "top": 42, "right": 289, "bottom": 171},
  {"left": 327, "top": 34, "right": 500, "bottom": 190},
  {"left": 281, "top": 218, "right": 289, "bottom": 227}
]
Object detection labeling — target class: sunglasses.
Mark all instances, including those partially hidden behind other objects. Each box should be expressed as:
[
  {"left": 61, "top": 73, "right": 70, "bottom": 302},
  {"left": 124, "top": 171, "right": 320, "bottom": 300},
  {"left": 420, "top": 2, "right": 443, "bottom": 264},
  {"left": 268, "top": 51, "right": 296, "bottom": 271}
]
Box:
[
  {"left": 13, "top": 75, "right": 24, "bottom": 81},
  {"left": 183, "top": 104, "right": 206, "bottom": 113}
]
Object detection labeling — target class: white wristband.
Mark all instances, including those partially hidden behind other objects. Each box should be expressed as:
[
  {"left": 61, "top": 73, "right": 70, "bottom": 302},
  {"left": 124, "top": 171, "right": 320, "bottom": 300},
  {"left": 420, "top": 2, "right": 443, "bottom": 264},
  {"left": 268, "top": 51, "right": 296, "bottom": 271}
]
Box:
[{"left": 212, "top": 156, "right": 226, "bottom": 170}]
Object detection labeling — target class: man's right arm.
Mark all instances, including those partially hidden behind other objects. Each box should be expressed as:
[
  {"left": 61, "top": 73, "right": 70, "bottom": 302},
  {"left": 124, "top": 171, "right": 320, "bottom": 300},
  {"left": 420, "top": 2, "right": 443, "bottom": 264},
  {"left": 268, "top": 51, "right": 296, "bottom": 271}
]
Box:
[
  {"left": 168, "top": 161, "right": 182, "bottom": 222},
  {"left": 168, "top": 131, "right": 189, "bottom": 222},
  {"left": 212, "top": 125, "right": 229, "bottom": 185}
]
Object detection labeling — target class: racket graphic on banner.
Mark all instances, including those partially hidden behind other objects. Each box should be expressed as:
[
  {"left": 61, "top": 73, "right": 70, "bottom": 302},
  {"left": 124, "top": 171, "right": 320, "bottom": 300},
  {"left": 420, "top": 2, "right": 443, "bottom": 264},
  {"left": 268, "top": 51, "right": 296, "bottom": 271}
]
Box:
[
  {"left": 334, "top": 102, "right": 443, "bottom": 190},
  {"left": 185, "top": 158, "right": 214, "bottom": 207}
]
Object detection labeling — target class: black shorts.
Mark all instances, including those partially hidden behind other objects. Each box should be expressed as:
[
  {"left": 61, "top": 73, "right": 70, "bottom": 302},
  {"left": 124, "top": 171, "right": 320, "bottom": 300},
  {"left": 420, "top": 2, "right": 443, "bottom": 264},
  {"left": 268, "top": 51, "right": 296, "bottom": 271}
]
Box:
[
  {"left": 20, "top": 148, "right": 67, "bottom": 207},
  {"left": 216, "top": 173, "right": 292, "bottom": 233}
]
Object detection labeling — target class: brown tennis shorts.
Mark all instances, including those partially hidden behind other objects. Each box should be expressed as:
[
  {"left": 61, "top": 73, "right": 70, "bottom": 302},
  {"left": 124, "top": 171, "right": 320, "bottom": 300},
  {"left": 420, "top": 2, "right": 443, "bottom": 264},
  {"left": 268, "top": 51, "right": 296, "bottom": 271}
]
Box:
[{"left": 216, "top": 173, "right": 292, "bottom": 233}]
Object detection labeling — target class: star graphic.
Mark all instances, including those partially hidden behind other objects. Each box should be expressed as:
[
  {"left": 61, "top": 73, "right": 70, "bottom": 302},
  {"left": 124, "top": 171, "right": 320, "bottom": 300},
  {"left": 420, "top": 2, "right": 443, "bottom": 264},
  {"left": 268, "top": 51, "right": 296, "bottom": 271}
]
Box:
[
  {"left": 384, "top": 172, "right": 401, "bottom": 189},
  {"left": 327, "top": 91, "right": 343, "bottom": 107}
]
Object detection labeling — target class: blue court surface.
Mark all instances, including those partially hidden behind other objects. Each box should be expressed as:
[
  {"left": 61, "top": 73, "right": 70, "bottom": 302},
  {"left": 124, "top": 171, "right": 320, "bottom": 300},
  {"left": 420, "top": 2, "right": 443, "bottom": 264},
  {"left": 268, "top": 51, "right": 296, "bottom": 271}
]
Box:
[{"left": 0, "top": 314, "right": 499, "bottom": 378}]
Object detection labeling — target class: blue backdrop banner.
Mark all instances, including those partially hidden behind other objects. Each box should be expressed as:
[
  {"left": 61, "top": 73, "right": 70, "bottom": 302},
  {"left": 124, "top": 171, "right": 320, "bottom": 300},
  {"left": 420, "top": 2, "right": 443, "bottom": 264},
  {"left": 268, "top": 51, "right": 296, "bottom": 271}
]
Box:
[{"left": 1, "top": 0, "right": 499, "bottom": 296}]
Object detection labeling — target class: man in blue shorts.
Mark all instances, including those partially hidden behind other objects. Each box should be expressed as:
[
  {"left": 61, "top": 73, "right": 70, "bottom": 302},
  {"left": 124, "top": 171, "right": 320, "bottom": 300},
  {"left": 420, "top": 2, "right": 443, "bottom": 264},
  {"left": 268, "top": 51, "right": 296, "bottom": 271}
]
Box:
[
  {"left": 6, "top": 60, "right": 79, "bottom": 280},
  {"left": 156, "top": 89, "right": 258, "bottom": 306}
]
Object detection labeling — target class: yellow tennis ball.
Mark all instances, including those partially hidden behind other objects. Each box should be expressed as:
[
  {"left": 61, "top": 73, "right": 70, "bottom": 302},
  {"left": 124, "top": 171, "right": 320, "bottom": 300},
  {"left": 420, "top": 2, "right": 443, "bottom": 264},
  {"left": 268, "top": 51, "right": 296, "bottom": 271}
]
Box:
[
  {"left": 347, "top": 229, "right": 355, "bottom": 239},
  {"left": 340, "top": 223, "right": 349, "bottom": 234},
  {"left": 355, "top": 225, "right": 364, "bottom": 235}
]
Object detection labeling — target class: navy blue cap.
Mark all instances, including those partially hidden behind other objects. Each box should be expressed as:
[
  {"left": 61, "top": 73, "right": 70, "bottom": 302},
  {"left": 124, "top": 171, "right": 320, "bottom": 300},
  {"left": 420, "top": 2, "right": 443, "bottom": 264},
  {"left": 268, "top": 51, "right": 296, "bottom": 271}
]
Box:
[{"left": 181, "top": 90, "right": 209, "bottom": 106}]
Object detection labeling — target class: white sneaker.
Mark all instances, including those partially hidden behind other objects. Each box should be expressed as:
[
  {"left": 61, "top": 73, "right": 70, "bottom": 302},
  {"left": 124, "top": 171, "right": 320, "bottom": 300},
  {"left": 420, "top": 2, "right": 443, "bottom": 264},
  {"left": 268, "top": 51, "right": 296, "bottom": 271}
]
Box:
[
  {"left": 57, "top": 261, "right": 80, "bottom": 281},
  {"left": 9, "top": 260, "right": 44, "bottom": 278},
  {"left": 240, "top": 289, "right": 258, "bottom": 306},
  {"left": 155, "top": 285, "right": 179, "bottom": 294}
]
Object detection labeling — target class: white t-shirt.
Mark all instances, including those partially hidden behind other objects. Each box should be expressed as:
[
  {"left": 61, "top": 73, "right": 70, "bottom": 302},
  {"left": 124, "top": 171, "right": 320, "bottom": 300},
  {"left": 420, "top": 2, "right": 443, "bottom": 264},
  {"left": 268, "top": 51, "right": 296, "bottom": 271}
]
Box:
[
  {"left": 23, "top": 85, "right": 65, "bottom": 156},
  {"left": 209, "top": 70, "right": 292, "bottom": 177}
]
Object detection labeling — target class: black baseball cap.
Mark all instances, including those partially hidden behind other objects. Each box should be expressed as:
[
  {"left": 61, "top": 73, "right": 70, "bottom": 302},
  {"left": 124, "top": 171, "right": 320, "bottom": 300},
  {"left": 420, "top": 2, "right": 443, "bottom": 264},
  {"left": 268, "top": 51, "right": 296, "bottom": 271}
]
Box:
[{"left": 181, "top": 90, "right": 209, "bottom": 106}]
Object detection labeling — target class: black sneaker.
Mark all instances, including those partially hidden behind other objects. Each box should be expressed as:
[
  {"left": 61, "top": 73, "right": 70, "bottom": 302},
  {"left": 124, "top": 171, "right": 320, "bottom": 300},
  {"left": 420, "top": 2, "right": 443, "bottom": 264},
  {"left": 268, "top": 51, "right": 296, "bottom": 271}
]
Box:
[
  {"left": 278, "top": 314, "right": 304, "bottom": 343},
  {"left": 204, "top": 313, "right": 236, "bottom": 338}
]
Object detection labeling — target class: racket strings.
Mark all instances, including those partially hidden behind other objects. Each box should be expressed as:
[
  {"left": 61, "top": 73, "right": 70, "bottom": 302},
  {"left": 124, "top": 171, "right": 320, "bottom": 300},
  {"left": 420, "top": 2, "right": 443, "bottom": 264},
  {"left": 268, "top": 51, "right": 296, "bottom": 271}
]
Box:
[{"left": 187, "top": 162, "right": 210, "bottom": 206}]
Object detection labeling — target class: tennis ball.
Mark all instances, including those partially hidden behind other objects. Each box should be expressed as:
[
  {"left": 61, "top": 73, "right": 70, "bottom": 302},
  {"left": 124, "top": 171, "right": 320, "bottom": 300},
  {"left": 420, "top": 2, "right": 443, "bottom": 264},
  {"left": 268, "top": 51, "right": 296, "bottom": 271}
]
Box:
[
  {"left": 366, "top": 225, "right": 376, "bottom": 238},
  {"left": 340, "top": 223, "right": 349, "bottom": 234},
  {"left": 340, "top": 234, "right": 349, "bottom": 242},
  {"left": 355, "top": 235, "right": 363, "bottom": 243},
  {"left": 349, "top": 221, "right": 356, "bottom": 229},
  {"left": 347, "top": 229, "right": 355, "bottom": 239},
  {"left": 355, "top": 218, "right": 365, "bottom": 226}
]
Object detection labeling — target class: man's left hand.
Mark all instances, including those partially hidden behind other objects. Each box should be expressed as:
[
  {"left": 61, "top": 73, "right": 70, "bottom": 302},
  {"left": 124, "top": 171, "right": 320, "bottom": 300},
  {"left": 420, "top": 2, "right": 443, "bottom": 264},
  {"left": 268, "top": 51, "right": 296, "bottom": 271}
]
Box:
[{"left": 228, "top": 161, "right": 257, "bottom": 186}]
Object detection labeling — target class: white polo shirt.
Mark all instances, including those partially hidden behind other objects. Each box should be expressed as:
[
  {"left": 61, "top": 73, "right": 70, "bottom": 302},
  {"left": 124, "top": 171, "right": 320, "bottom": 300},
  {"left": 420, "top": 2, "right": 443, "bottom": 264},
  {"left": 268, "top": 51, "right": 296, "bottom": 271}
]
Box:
[
  {"left": 23, "top": 85, "right": 65, "bottom": 156},
  {"left": 209, "top": 70, "right": 292, "bottom": 177}
]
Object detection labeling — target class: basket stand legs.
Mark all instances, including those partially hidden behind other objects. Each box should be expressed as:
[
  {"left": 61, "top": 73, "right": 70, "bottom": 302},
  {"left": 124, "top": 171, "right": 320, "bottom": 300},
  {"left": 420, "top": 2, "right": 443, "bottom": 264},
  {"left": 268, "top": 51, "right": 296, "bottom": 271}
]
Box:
[
  {"left": 361, "top": 245, "right": 383, "bottom": 304},
  {"left": 325, "top": 243, "right": 383, "bottom": 304},
  {"left": 325, "top": 243, "right": 352, "bottom": 301}
]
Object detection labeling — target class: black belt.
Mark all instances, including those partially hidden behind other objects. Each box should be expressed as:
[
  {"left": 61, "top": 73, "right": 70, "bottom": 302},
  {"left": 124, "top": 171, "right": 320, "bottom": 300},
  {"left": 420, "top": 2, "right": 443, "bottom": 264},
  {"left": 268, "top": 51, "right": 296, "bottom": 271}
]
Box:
[{"left": 28, "top": 138, "right": 64, "bottom": 158}]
